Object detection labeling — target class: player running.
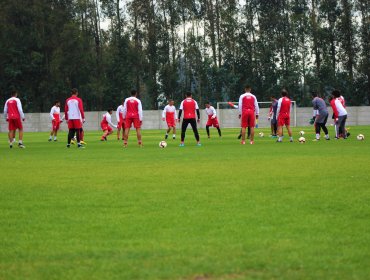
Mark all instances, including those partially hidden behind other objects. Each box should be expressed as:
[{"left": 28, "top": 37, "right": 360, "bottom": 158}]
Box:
[
  {"left": 276, "top": 89, "right": 293, "bottom": 143},
  {"left": 65, "top": 88, "right": 85, "bottom": 148},
  {"left": 205, "top": 101, "right": 221, "bottom": 138},
  {"left": 116, "top": 101, "right": 125, "bottom": 140},
  {"left": 49, "top": 100, "right": 64, "bottom": 142},
  {"left": 162, "top": 99, "right": 177, "bottom": 139},
  {"left": 3, "top": 90, "right": 26, "bottom": 148},
  {"left": 311, "top": 92, "right": 330, "bottom": 141},
  {"left": 100, "top": 109, "right": 117, "bottom": 141},
  {"left": 238, "top": 85, "right": 259, "bottom": 145},
  {"left": 178, "top": 92, "right": 201, "bottom": 147},
  {"left": 123, "top": 90, "right": 143, "bottom": 147}
]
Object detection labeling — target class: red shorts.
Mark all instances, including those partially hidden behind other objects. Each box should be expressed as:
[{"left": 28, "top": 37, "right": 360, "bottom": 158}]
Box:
[
  {"left": 166, "top": 119, "right": 176, "bottom": 128},
  {"left": 241, "top": 111, "right": 255, "bottom": 128},
  {"left": 278, "top": 115, "right": 290, "bottom": 126},
  {"left": 117, "top": 120, "right": 124, "bottom": 129},
  {"left": 101, "top": 124, "right": 113, "bottom": 132},
  {"left": 8, "top": 118, "right": 23, "bottom": 130},
  {"left": 52, "top": 120, "right": 60, "bottom": 131},
  {"left": 68, "top": 119, "right": 82, "bottom": 129},
  {"left": 206, "top": 117, "right": 219, "bottom": 127},
  {"left": 125, "top": 118, "right": 141, "bottom": 128}
]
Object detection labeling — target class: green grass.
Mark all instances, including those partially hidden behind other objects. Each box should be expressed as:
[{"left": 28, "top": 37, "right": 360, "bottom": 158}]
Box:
[{"left": 1, "top": 126, "right": 370, "bottom": 280}]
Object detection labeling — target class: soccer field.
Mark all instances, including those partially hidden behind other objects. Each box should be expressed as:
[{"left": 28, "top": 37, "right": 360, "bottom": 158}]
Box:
[{"left": 1, "top": 127, "right": 370, "bottom": 280}]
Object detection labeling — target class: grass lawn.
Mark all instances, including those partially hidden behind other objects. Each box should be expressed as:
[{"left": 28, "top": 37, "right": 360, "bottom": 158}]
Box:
[{"left": 1, "top": 126, "right": 370, "bottom": 280}]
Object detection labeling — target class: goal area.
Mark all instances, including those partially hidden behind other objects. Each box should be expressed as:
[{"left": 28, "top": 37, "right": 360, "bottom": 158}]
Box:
[{"left": 216, "top": 101, "right": 297, "bottom": 128}]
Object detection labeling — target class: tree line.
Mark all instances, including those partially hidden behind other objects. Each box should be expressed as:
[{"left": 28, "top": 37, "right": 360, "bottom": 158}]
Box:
[{"left": 0, "top": 0, "right": 369, "bottom": 112}]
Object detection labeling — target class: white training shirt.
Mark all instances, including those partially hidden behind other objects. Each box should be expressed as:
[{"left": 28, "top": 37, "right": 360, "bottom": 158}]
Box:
[
  {"left": 205, "top": 106, "right": 217, "bottom": 118},
  {"left": 116, "top": 105, "right": 124, "bottom": 122},
  {"left": 4, "top": 97, "right": 25, "bottom": 120},
  {"left": 50, "top": 106, "right": 61, "bottom": 120},
  {"left": 162, "top": 105, "right": 177, "bottom": 119},
  {"left": 334, "top": 98, "right": 347, "bottom": 116},
  {"left": 103, "top": 112, "right": 117, "bottom": 128}
]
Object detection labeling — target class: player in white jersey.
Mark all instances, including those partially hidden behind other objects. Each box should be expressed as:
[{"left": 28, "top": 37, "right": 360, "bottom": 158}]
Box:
[
  {"left": 162, "top": 100, "right": 177, "bottom": 139},
  {"left": 205, "top": 101, "right": 221, "bottom": 138},
  {"left": 101, "top": 108, "right": 117, "bottom": 141},
  {"left": 49, "top": 100, "right": 64, "bottom": 142},
  {"left": 116, "top": 101, "right": 125, "bottom": 140}
]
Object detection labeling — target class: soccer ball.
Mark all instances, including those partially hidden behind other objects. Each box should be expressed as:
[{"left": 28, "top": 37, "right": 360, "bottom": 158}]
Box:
[
  {"left": 159, "top": 140, "right": 167, "bottom": 148},
  {"left": 259, "top": 132, "right": 264, "bottom": 137},
  {"left": 357, "top": 134, "right": 365, "bottom": 141},
  {"left": 298, "top": 137, "right": 306, "bottom": 143},
  {"left": 299, "top": 130, "right": 305, "bottom": 136}
]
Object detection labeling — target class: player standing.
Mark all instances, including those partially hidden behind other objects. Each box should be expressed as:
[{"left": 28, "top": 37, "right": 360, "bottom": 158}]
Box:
[
  {"left": 276, "top": 89, "right": 293, "bottom": 142},
  {"left": 332, "top": 90, "right": 348, "bottom": 139},
  {"left": 3, "top": 90, "right": 26, "bottom": 148},
  {"left": 268, "top": 95, "right": 278, "bottom": 137},
  {"left": 116, "top": 101, "right": 125, "bottom": 140},
  {"left": 65, "top": 88, "right": 85, "bottom": 148},
  {"left": 238, "top": 85, "right": 259, "bottom": 145},
  {"left": 101, "top": 109, "right": 117, "bottom": 141},
  {"left": 123, "top": 90, "right": 143, "bottom": 147},
  {"left": 178, "top": 92, "right": 201, "bottom": 147},
  {"left": 49, "top": 100, "right": 64, "bottom": 142},
  {"left": 205, "top": 101, "right": 221, "bottom": 138},
  {"left": 311, "top": 92, "right": 330, "bottom": 141},
  {"left": 162, "top": 99, "right": 177, "bottom": 139}
]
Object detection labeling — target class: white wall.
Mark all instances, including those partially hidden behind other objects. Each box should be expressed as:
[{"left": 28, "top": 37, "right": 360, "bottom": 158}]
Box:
[{"left": 0, "top": 107, "right": 369, "bottom": 132}]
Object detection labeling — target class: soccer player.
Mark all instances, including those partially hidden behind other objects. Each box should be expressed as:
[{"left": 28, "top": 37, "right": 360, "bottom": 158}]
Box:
[
  {"left": 3, "top": 90, "right": 26, "bottom": 148},
  {"left": 205, "top": 101, "right": 221, "bottom": 138},
  {"left": 101, "top": 108, "right": 117, "bottom": 141},
  {"left": 49, "top": 100, "right": 64, "bottom": 142},
  {"left": 178, "top": 92, "right": 201, "bottom": 147},
  {"left": 65, "top": 88, "right": 85, "bottom": 148},
  {"left": 332, "top": 90, "right": 348, "bottom": 139},
  {"left": 123, "top": 90, "right": 143, "bottom": 147},
  {"left": 116, "top": 101, "right": 125, "bottom": 140},
  {"left": 268, "top": 95, "right": 278, "bottom": 137},
  {"left": 276, "top": 89, "right": 293, "bottom": 142},
  {"left": 162, "top": 99, "right": 177, "bottom": 139},
  {"left": 238, "top": 85, "right": 259, "bottom": 145},
  {"left": 311, "top": 92, "right": 330, "bottom": 141},
  {"left": 228, "top": 101, "right": 250, "bottom": 139}
]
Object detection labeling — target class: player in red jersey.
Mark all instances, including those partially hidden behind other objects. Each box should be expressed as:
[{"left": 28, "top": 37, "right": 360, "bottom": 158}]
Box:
[
  {"left": 276, "top": 89, "right": 293, "bottom": 142},
  {"left": 65, "top": 88, "right": 85, "bottom": 148},
  {"left": 123, "top": 90, "right": 143, "bottom": 147},
  {"left": 205, "top": 101, "right": 221, "bottom": 138},
  {"left": 238, "top": 85, "right": 259, "bottom": 145},
  {"left": 100, "top": 108, "right": 117, "bottom": 141},
  {"left": 178, "top": 92, "right": 201, "bottom": 147},
  {"left": 116, "top": 101, "right": 125, "bottom": 140},
  {"left": 3, "top": 90, "right": 26, "bottom": 148},
  {"left": 162, "top": 99, "right": 177, "bottom": 139},
  {"left": 48, "top": 100, "right": 64, "bottom": 142}
]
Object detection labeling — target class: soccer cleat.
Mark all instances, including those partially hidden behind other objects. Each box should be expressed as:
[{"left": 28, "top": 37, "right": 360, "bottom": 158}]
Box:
[
  {"left": 346, "top": 132, "right": 351, "bottom": 137},
  {"left": 241, "top": 141, "right": 246, "bottom": 145},
  {"left": 172, "top": 136, "right": 176, "bottom": 139},
  {"left": 326, "top": 137, "right": 330, "bottom": 140},
  {"left": 250, "top": 141, "right": 254, "bottom": 145},
  {"left": 138, "top": 143, "right": 143, "bottom": 147},
  {"left": 179, "top": 143, "right": 185, "bottom": 147},
  {"left": 276, "top": 140, "right": 282, "bottom": 143},
  {"left": 48, "top": 138, "right": 52, "bottom": 142},
  {"left": 123, "top": 143, "right": 128, "bottom": 148},
  {"left": 80, "top": 140, "right": 87, "bottom": 145},
  {"left": 53, "top": 139, "right": 58, "bottom": 142},
  {"left": 165, "top": 134, "right": 168, "bottom": 139},
  {"left": 289, "top": 139, "right": 293, "bottom": 142},
  {"left": 9, "top": 144, "right": 13, "bottom": 148},
  {"left": 237, "top": 134, "right": 242, "bottom": 139},
  {"left": 66, "top": 144, "right": 71, "bottom": 148},
  {"left": 196, "top": 143, "right": 202, "bottom": 146},
  {"left": 77, "top": 144, "right": 85, "bottom": 149},
  {"left": 70, "top": 139, "right": 75, "bottom": 145},
  {"left": 18, "top": 143, "right": 25, "bottom": 149}
]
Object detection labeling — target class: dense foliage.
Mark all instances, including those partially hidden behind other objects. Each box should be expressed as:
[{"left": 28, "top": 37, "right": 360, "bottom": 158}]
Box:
[{"left": 0, "top": 0, "right": 369, "bottom": 111}]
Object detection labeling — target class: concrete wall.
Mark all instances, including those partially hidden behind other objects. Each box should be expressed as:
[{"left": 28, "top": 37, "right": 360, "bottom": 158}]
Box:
[{"left": 1, "top": 107, "right": 369, "bottom": 132}]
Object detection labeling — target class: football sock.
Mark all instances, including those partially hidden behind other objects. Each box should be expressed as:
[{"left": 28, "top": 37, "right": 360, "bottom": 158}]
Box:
[{"left": 316, "top": 133, "right": 320, "bottom": 139}]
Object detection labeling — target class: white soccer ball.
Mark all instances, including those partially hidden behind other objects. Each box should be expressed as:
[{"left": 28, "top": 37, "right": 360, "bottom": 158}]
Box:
[
  {"left": 298, "top": 137, "right": 306, "bottom": 143},
  {"left": 259, "top": 132, "right": 264, "bottom": 137},
  {"left": 159, "top": 140, "right": 167, "bottom": 148},
  {"left": 357, "top": 134, "right": 365, "bottom": 141},
  {"left": 299, "top": 130, "right": 305, "bottom": 136}
]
